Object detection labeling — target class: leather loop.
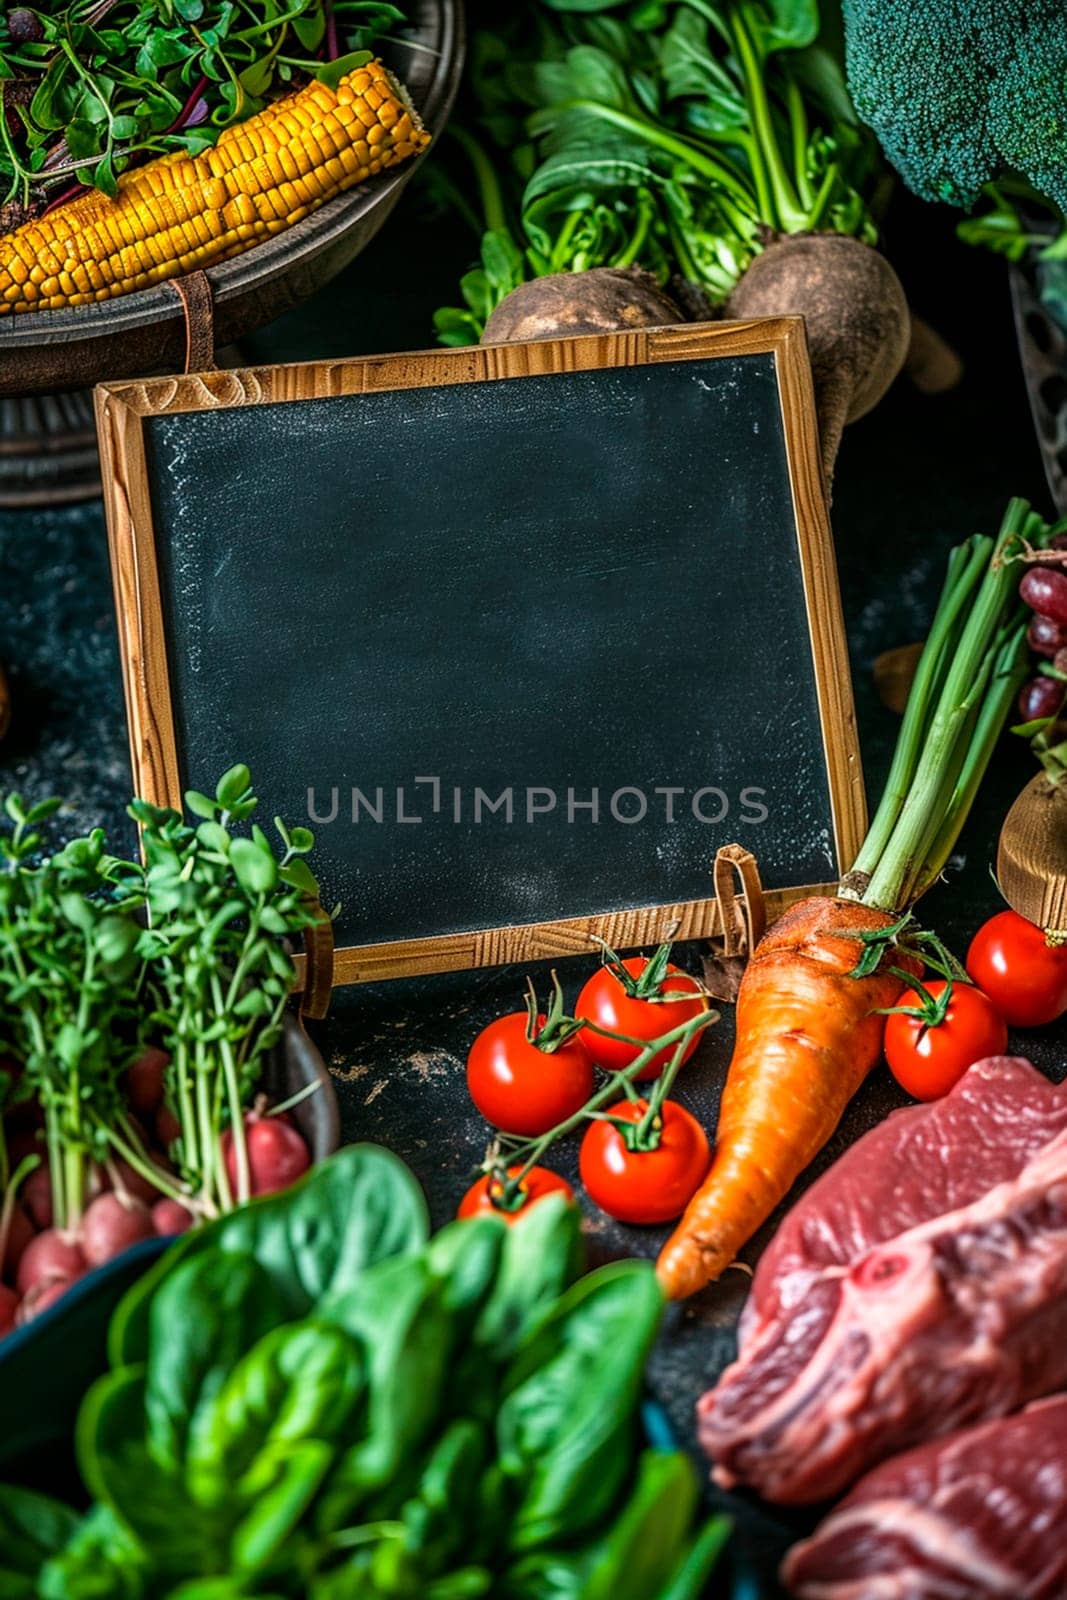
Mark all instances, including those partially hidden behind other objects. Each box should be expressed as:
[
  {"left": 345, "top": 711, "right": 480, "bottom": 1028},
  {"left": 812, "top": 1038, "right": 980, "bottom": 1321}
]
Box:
[
  {"left": 168, "top": 270, "right": 216, "bottom": 374},
  {"left": 299, "top": 897, "right": 335, "bottom": 1020},
  {"left": 713, "top": 843, "right": 766, "bottom": 955},
  {"left": 701, "top": 844, "right": 766, "bottom": 1003}
]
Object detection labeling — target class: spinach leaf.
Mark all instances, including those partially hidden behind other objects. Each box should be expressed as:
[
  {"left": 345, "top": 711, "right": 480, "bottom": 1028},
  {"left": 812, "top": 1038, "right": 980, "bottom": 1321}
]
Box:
[
  {"left": 499, "top": 1452, "right": 720, "bottom": 1600},
  {"left": 39, "top": 1505, "right": 148, "bottom": 1600},
  {"left": 185, "top": 1320, "right": 364, "bottom": 1509},
  {"left": 111, "top": 1146, "right": 428, "bottom": 1365},
  {"left": 657, "top": 1515, "right": 733, "bottom": 1600},
  {"left": 497, "top": 1262, "right": 663, "bottom": 1551},
  {"left": 77, "top": 1367, "right": 216, "bottom": 1576},
  {"left": 578, "top": 1451, "right": 699, "bottom": 1600},
  {"left": 426, "top": 1216, "right": 506, "bottom": 1340},
  {"left": 470, "top": 1195, "right": 583, "bottom": 1363},
  {"left": 388, "top": 1418, "right": 492, "bottom": 1582},
  {"left": 229, "top": 1439, "right": 334, "bottom": 1576},
  {"left": 144, "top": 1253, "right": 285, "bottom": 1474},
  {"left": 0, "top": 1484, "right": 81, "bottom": 1599},
  {"left": 164, "top": 1583, "right": 288, "bottom": 1599},
  {"left": 315, "top": 1256, "right": 453, "bottom": 1531}
]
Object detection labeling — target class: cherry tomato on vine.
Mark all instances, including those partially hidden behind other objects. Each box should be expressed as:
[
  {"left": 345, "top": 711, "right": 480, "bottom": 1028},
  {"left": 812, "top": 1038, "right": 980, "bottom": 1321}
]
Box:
[
  {"left": 579, "top": 1098, "right": 710, "bottom": 1224},
  {"left": 884, "top": 978, "right": 1008, "bottom": 1101},
  {"left": 457, "top": 1164, "right": 574, "bottom": 1224},
  {"left": 966, "top": 910, "right": 1067, "bottom": 1027},
  {"left": 466, "top": 975, "right": 594, "bottom": 1136},
  {"left": 575, "top": 940, "right": 708, "bottom": 1081}
]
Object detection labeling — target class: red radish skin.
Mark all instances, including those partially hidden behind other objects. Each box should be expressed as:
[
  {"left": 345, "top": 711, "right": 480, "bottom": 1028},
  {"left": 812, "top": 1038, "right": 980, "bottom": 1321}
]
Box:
[
  {"left": 0, "top": 1283, "right": 19, "bottom": 1336},
  {"left": 17, "top": 1276, "right": 76, "bottom": 1325},
  {"left": 156, "top": 1104, "right": 181, "bottom": 1147},
  {"left": 152, "top": 1197, "right": 195, "bottom": 1236},
  {"left": 2, "top": 1206, "right": 34, "bottom": 1283},
  {"left": 21, "top": 1165, "right": 53, "bottom": 1231},
  {"left": 106, "top": 1157, "right": 171, "bottom": 1207},
  {"left": 223, "top": 1114, "right": 311, "bottom": 1197},
  {"left": 81, "top": 1193, "right": 155, "bottom": 1267},
  {"left": 126, "top": 1046, "right": 169, "bottom": 1115},
  {"left": 16, "top": 1229, "right": 85, "bottom": 1296}
]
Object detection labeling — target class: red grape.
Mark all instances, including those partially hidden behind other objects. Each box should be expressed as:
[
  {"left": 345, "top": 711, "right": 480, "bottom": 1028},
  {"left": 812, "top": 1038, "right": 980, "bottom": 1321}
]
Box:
[
  {"left": 1020, "top": 567, "right": 1067, "bottom": 625},
  {"left": 1028, "top": 614, "right": 1067, "bottom": 658},
  {"left": 1018, "top": 675, "right": 1065, "bottom": 723}
]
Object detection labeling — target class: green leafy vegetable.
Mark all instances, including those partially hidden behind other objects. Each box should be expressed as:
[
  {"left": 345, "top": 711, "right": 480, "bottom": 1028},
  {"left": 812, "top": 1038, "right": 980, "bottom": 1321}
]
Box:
[
  {"left": 0, "top": 1146, "right": 729, "bottom": 1598},
  {"left": 110, "top": 1143, "right": 429, "bottom": 1366},
  {"left": 424, "top": 0, "right": 880, "bottom": 340},
  {"left": 0, "top": 1483, "right": 81, "bottom": 1599},
  {"left": 0, "top": 1, "right": 409, "bottom": 214}
]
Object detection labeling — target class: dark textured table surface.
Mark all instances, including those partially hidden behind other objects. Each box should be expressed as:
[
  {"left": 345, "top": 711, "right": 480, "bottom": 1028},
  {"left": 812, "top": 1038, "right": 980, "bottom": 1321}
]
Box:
[{"left": 1, "top": 190, "right": 1063, "bottom": 1596}]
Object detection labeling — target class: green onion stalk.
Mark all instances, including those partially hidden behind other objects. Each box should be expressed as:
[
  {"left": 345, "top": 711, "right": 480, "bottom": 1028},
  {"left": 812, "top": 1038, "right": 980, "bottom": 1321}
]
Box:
[{"left": 844, "top": 498, "right": 1061, "bottom": 915}]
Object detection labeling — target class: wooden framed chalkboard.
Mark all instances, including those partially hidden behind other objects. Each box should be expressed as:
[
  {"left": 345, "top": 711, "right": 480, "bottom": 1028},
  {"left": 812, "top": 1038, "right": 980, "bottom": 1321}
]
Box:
[{"left": 96, "top": 319, "right": 865, "bottom": 985}]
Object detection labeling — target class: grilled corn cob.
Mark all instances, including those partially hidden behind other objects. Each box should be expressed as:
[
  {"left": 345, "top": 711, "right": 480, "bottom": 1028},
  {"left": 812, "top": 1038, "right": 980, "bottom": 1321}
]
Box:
[{"left": 0, "top": 60, "right": 428, "bottom": 314}]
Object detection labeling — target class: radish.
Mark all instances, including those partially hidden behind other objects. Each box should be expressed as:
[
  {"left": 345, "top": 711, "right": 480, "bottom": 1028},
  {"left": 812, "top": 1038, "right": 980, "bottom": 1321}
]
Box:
[
  {"left": 152, "top": 1196, "right": 195, "bottom": 1236},
  {"left": 17, "top": 1277, "right": 75, "bottom": 1325},
  {"left": 81, "top": 1193, "right": 155, "bottom": 1267},
  {"left": 222, "top": 1112, "right": 310, "bottom": 1197},
  {"left": 156, "top": 1104, "right": 181, "bottom": 1148},
  {"left": 2, "top": 1205, "right": 33, "bottom": 1283},
  {"left": 126, "top": 1046, "right": 169, "bottom": 1116},
  {"left": 21, "top": 1164, "right": 53, "bottom": 1230},
  {"left": 16, "top": 1229, "right": 85, "bottom": 1296},
  {"left": 0, "top": 1283, "right": 19, "bottom": 1337},
  {"left": 106, "top": 1156, "right": 171, "bottom": 1207}
]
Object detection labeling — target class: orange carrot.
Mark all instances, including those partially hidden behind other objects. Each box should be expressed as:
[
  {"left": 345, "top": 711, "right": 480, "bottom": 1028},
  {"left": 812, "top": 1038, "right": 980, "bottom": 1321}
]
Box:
[
  {"left": 656, "top": 897, "right": 915, "bottom": 1300},
  {"left": 657, "top": 502, "right": 1052, "bottom": 1301}
]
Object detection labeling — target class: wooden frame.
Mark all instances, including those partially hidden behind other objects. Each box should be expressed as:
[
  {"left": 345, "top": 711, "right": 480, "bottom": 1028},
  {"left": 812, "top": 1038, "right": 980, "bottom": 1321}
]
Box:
[{"left": 96, "top": 317, "right": 865, "bottom": 986}]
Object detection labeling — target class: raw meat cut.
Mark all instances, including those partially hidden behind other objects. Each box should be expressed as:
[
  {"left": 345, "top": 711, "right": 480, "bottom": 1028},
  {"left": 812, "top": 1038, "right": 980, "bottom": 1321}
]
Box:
[
  {"left": 698, "top": 1057, "right": 1067, "bottom": 1503},
  {"left": 783, "top": 1395, "right": 1067, "bottom": 1599}
]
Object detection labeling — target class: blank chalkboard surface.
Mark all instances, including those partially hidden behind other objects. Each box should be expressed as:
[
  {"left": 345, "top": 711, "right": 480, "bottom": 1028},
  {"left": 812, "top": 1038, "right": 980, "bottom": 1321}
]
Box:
[{"left": 97, "top": 320, "right": 864, "bottom": 984}]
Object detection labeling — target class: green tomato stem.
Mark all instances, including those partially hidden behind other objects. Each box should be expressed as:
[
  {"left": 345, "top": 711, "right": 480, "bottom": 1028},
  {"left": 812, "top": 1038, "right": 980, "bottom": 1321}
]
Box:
[{"left": 497, "top": 1009, "right": 717, "bottom": 1202}]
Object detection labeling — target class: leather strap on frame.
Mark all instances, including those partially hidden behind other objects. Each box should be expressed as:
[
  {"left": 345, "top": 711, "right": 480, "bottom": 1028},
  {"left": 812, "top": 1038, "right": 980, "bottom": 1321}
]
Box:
[
  {"left": 168, "top": 269, "right": 217, "bottom": 374},
  {"left": 701, "top": 843, "right": 766, "bottom": 1002},
  {"left": 299, "top": 898, "right": 335, "bottom": 1020}
]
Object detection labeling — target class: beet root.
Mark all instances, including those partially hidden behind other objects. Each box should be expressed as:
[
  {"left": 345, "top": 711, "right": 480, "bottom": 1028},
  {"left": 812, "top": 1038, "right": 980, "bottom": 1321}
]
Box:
[
  {"left": 726, "top": 233, "right": 910, "bottom": 483},
  {"left": 482, "top": 267, "right": 685, "bottom": 345},
  {"left": 81, "top": 1193, "right": 155, "bottom": 1267}
]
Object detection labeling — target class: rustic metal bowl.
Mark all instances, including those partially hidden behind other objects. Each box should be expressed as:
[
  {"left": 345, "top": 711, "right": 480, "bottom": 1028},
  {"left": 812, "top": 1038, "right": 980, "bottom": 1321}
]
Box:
[{"left": 0, "top": 0, "right": 464, "bottom": 400}]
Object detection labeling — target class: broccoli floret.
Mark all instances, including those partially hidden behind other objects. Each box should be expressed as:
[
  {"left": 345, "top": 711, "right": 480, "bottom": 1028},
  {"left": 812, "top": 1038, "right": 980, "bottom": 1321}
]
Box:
[{"left": 841, "top": 0, "right": 1067, "bottom": 215}]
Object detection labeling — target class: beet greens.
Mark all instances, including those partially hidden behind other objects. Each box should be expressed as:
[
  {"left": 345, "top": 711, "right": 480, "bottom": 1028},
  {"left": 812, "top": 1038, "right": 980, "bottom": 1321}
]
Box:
[{"left": 427, "top": 0, "right": 881, "bottom": 344}]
